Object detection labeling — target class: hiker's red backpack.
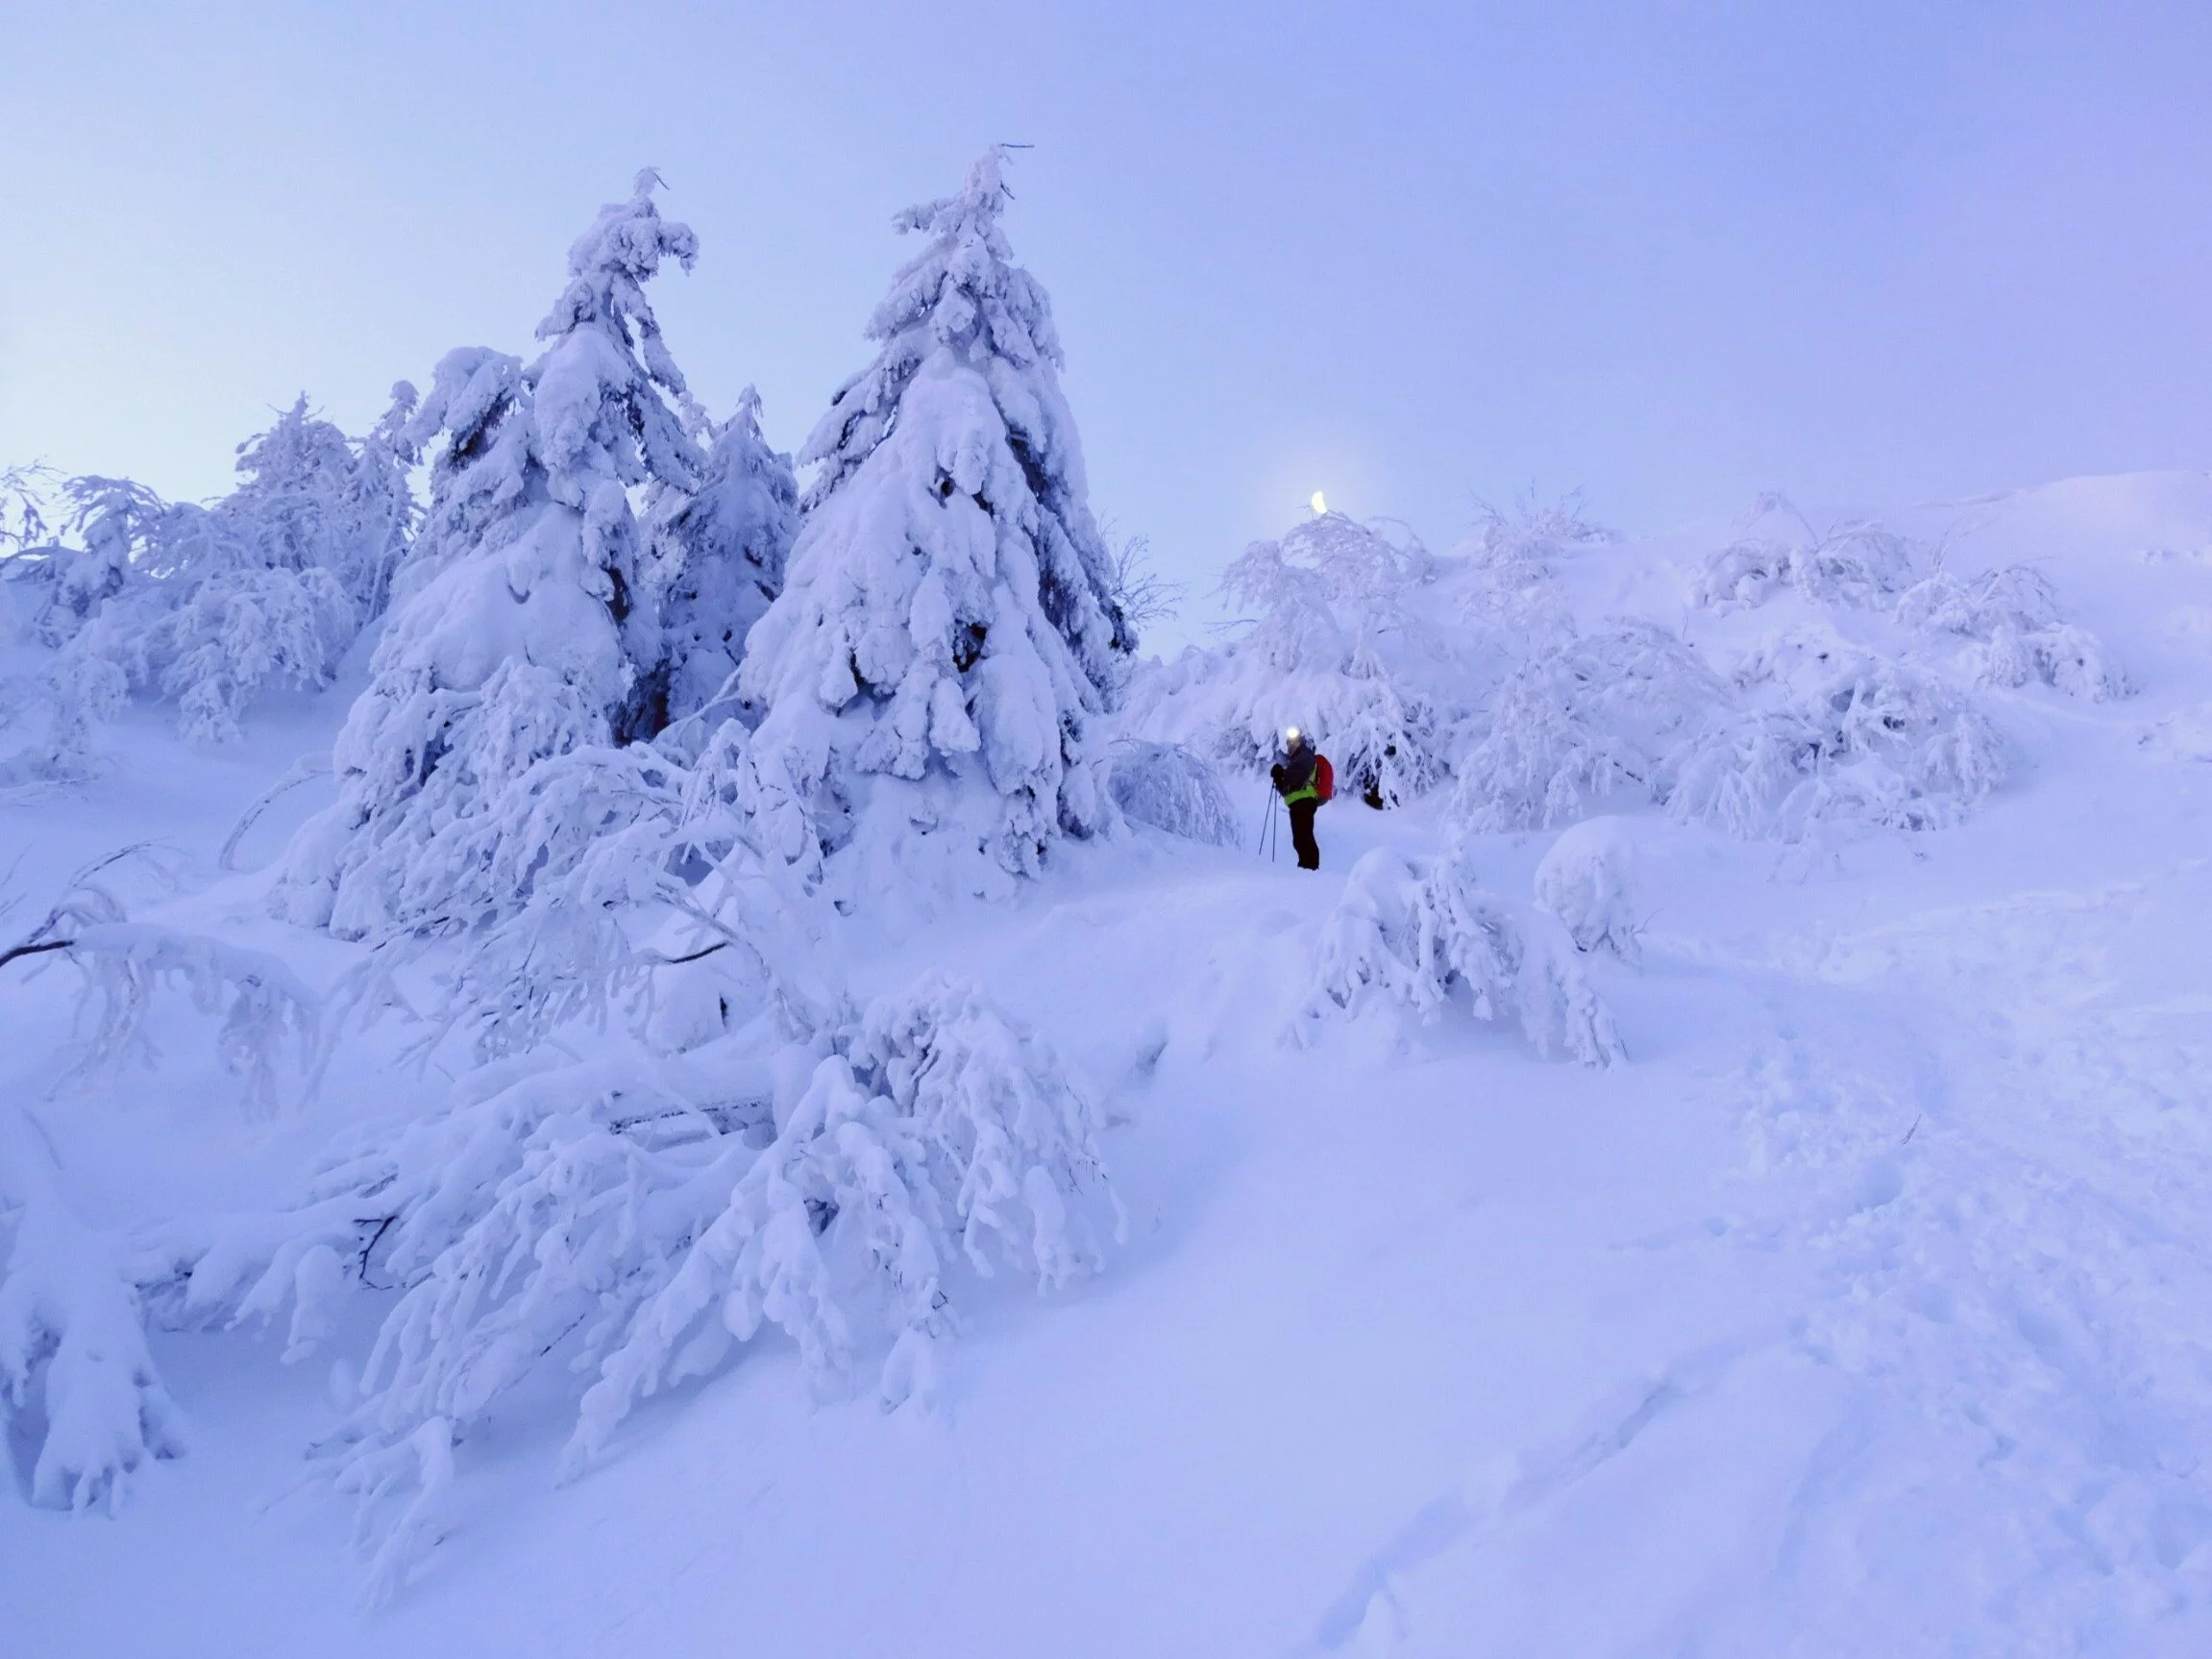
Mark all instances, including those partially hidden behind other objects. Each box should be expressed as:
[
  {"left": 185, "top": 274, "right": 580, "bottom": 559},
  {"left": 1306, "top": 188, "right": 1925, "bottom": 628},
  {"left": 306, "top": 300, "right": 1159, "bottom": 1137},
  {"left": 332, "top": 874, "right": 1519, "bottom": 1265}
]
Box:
[{"left": 1314, "top": 754, "right": 1335, "bottom": 804}]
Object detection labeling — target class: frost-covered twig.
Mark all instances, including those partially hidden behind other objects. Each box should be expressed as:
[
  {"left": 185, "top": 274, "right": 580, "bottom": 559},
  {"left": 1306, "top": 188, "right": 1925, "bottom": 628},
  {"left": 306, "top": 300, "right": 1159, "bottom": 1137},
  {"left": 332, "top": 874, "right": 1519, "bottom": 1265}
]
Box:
[
  {"left": 219, "top": 752, "right": 332, "bottom": 871},
  {"left": 2, "top": 858, "right": 321, "bottom": 1111}
]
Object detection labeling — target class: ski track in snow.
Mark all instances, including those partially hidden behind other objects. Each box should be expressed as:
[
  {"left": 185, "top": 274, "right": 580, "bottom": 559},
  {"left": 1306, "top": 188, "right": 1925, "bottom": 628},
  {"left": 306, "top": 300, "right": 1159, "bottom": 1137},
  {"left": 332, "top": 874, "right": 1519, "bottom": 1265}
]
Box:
[{"left": 1312, "top": 863, "right": 2212, "bottom": 1657}]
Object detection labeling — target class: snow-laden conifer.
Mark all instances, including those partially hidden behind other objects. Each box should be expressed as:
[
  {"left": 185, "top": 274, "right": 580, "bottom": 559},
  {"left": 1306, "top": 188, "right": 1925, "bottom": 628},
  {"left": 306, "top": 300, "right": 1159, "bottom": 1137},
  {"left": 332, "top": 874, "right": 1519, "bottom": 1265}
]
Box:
[
  {"left": 646, "top": 386, "right": 798, "bottom": 726},
  {"left": 739, "top": 149, "right": 1133, "bottom": 901},
  {"left": 278, "top": 175, "right": 706, "bottom": 936}
]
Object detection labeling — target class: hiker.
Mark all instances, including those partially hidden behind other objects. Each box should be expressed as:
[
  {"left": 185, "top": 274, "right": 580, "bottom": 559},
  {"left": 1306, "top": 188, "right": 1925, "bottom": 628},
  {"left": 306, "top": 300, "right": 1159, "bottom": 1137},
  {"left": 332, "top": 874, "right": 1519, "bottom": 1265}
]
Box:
[{"left": 1268, "top": 727, "right": 1333, "bottom": 870}]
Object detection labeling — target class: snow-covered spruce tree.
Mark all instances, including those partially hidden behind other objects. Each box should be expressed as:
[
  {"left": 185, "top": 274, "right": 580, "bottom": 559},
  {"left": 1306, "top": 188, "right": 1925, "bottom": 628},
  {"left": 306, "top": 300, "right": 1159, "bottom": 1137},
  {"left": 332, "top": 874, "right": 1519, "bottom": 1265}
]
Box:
[
  {"left": 645, "top": 385, "right": 799, "bottom": 726},
  {"left": 1123, "top": 510, "right": 1461, "bottom": 808},
  {"left": 278, "top": 174, "right": 709, "bottom": 936},
  {"left": 738, "top": 149, "right": 1134, "bottom": 901}
]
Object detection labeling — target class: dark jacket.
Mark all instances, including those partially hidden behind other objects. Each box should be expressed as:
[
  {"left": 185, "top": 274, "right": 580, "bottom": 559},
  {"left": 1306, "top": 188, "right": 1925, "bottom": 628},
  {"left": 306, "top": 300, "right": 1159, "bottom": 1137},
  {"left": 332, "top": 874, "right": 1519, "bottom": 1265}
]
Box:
[{"left": 1270, "top": 743, "right": 1317, "bottom": 802}]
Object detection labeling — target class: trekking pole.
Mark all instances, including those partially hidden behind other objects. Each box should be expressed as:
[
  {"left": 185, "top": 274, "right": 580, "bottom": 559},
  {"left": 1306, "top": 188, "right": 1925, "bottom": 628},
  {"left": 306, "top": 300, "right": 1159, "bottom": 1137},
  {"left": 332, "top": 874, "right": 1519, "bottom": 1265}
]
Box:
[{"left": 1256, "top": 780, "right": 1272, "bottom": 856}]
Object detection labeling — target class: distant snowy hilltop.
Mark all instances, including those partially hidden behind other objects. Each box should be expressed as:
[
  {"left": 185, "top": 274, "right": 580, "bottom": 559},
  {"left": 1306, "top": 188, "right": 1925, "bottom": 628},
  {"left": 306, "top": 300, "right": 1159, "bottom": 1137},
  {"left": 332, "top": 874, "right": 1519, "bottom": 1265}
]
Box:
[{"left": 6, "top": 154, "right": 2212, "bottom": 1653}]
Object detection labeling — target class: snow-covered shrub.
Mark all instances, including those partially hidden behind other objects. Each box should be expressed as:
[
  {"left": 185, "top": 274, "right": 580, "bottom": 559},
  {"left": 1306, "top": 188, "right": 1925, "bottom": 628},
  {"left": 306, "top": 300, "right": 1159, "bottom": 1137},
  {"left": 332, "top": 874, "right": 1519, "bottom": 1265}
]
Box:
[
  {"left": 11, "top": 476, "right": 170, "bottom": 650},
  {"left": 128, "top": 563, "right": 356, "bottom": 745},
  {"left": 646, "top": 385, "right": 799, "bottom": 727},
  {"left": 0, "top": 1113, "right": 187, "bottom": 1513},
  {"left": 214, "top": 390, "right": 420, "bottom": 621},
  {"left": 1895, "top": 563, "right": 2060, "bottom": 637},
  {"left": 0, "top": 394, "right": 419, "bottom": 759},
  {"left": 1101, "top": 527, "right": 1183, "bottom": 643},
  {"left": 166, "top": 970, "right": 1118, "bottom": 1589},
  {"left": 1451, "top": 621, "right": 1721, "bottom": 831},
  {"left": 0, "top": 643, "right": 128, "bottom": 788},
  {"left": 1897, "top": 566, "right": 2129, "bottom": 700},
  {"left": 739, "top": 148, "right": 1134, "bottom": 901},
  {"left": 1305, "top": 848, "right": 1624, "bottom": 1066},
  {"left": 1457, "top": 493, "right": 1612, "bottom": 643},
  {"left": 1123, "top": 511, "right": 1461, "bottom": 808},
  {"left": 570, "top": 974, "right": 1119, "bottom": 1451},
  {"left": 0, "top": 855, "right": 329, "bottom": 1514},
  {"left": 1977, "top": 620, "right": 2128, "bottom": 701},
  {"left": 0, "top": 460, "right": 56, "bottom": 564},
  {"left": 1107, "top": 740, "right": 1240, "bottom": 845},
  {"left": 1669, "top": 631, "right": 2006, "bottom": 838},
  {"left": 1694, "top": 495, "right": 1921, "bottom": 613},
  {"left": 1692, "top": 501, "right": 2127, "bottom": 702},
  {"left": 279, "top": 175, "right": 711, "bottom": 936},
  {"left": 1534, "top": 817, "right": 1641, "bottom": 963}
]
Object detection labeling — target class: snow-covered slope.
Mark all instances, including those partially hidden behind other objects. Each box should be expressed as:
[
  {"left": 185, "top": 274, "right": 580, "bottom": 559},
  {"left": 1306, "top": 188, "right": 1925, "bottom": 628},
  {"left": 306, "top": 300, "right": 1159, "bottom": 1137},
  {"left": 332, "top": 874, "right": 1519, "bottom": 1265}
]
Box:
[{"left": 7, "top": 473, "right": 2212, "bottom": 1656}]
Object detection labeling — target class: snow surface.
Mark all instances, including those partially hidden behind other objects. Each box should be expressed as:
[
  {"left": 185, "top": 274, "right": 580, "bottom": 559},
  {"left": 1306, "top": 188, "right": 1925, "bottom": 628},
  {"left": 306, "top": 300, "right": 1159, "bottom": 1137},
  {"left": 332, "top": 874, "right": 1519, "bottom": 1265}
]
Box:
[{"left": 8, "top": 471, "right": 2212, "bottom": 1655}]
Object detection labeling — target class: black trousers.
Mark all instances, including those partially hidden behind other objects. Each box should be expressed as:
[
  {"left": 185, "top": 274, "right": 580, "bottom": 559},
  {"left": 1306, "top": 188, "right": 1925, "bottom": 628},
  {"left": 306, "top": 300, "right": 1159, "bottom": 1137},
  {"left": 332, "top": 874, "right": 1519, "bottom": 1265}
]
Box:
[{"left": 1288, "top": 799, "right": 1320, "bottom": 870}]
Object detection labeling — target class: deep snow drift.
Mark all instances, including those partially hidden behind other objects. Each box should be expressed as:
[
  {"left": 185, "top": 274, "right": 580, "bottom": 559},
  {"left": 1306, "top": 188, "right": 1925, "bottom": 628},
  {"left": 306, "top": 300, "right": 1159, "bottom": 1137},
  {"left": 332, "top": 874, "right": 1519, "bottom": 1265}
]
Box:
[{"left": 6, "top": 465, "right": 2212, "bottom": 1655}]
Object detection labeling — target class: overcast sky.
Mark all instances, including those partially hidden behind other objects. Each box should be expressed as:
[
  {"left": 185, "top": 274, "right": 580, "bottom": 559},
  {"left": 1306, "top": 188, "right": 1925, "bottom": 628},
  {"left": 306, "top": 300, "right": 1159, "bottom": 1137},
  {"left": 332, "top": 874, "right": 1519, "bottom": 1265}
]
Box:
[{"left": 5, "top": 2, "right": 2208, "bottom": 632}]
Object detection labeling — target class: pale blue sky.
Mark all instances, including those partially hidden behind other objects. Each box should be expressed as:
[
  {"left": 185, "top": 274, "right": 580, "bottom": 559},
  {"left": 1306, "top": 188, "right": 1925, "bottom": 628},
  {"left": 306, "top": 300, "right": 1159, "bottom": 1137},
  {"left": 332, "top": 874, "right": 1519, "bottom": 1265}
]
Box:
[{"left": 5, "top": 2, "right": 2208, "bottom": 631}]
